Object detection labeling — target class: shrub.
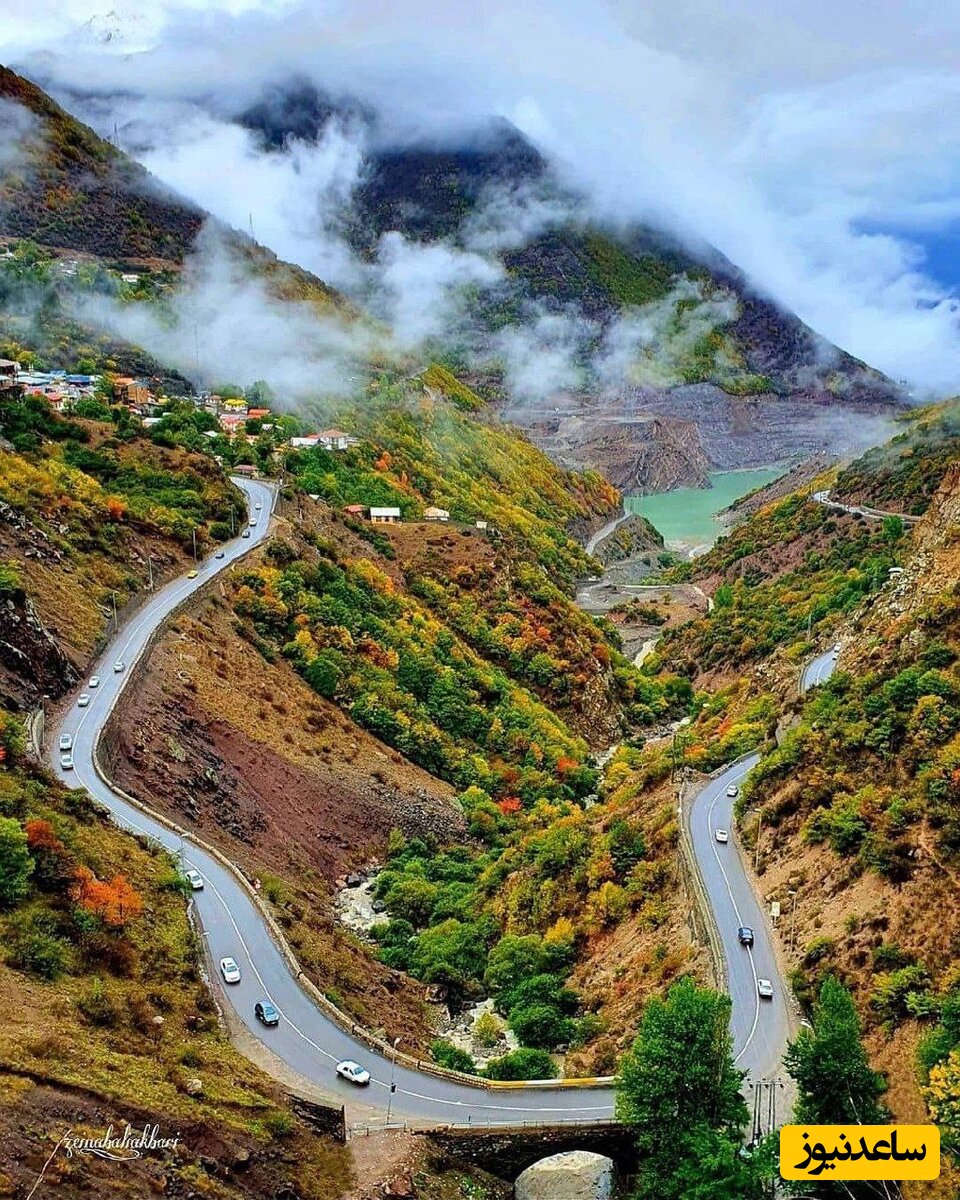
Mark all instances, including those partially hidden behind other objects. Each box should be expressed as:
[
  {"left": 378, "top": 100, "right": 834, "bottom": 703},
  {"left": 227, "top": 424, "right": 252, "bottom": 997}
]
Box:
[
  {"left": 0, "top": 817, "right": 32, "bottom": 905},
  {"left": 473, "top": 1010, "right": 502, "bottom": 1048},
  {"left": 430, "top": 1040, "right": 477, "bottom": 1074},
  {"left": 871, "top": 964, "right": 932, "bottom": 1023},
  {"left": 264, "top": 1111, "right": 295, "bottom": 1138},
  {"left": 508, "top": 1002, "right": 574, "bottom": 1050},
  {"left": 6, "top": 911, "right": 71, "bottom": 979},
  {"left": 77, "top": 977, "right": 120, "bottom": 1027},
  {"left": 482, "top": 1048, "right": 556, "bottom": 1081}
]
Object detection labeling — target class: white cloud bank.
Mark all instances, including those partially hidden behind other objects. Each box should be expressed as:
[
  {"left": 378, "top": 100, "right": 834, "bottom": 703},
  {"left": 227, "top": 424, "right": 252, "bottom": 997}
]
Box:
[{"left": 4, "top": 0, "right": 960, "bottom": 394}]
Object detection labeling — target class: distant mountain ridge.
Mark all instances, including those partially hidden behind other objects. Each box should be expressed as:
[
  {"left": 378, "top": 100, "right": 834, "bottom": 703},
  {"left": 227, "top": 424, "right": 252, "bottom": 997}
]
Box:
[{"left": 236, "top": 78, "right": 905, "bottom": 485}]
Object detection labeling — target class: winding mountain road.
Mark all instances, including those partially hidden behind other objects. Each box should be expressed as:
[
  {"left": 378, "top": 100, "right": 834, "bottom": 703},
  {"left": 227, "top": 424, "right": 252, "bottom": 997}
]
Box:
[{"left": 45, "top": 478, "right": 805, "bottom": 1124}]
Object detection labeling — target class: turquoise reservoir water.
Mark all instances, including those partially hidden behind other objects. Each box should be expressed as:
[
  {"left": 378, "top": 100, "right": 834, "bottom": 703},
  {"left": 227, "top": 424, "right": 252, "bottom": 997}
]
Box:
[{"left": 626, "top": 467, "right": 786, "bottom": 551}]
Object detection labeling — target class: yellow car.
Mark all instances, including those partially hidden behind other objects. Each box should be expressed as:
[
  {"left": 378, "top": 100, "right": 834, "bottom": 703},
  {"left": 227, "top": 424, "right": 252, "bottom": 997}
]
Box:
[{"left": 187, "top": 569, "right": 199, "bottom": 579}]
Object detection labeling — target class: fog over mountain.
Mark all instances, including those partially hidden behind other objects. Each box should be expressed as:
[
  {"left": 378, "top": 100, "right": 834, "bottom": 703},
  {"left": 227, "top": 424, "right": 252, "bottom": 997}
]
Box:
[{"left": 3, "top": 0, "right": 960, "bottom": 396}]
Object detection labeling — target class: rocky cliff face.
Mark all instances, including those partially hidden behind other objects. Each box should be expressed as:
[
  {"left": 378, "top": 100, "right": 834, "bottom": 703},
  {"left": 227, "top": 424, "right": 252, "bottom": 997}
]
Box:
[
  {"left": 525, "top": 408, "right": 711, "bottom": 493},
  {"left": 0, "top": 586, "right": 76, "bottom": 711}
]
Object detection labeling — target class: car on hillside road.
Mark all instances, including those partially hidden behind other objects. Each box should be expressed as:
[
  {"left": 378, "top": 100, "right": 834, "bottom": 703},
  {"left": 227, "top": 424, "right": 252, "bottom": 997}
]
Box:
[
  {"left": 335, "top": 1060, "right": 371, "bottom": 1086},
  {"left": 757, "top": 978, "right": 774, "bottom": 999},
  {"left": 59, "top": 734, "right": 73, "bottom": 752},
  {"left": 241, "top": 529, "right": 251, "bottom": 539},
  {"left": 187, "top": 569, "right": 198, "bottom": 579},
  {"left": 738, "top": 926, "right": 754, "bottom": 946},
  {"left": 714, "top": 829, "right": 729, "bottom": 843},
  {"left": 60, "top": 753, "right": 74, "bottom": 770},
  {"left": 215, "top": 550, "right": 225, "bottom": 559},
  {"left": 113, "top": 661, "right": 125, "bottom": 673},
  {"left": 77, "top": 694, "right": 91, "bottom": 707},
  {"left": 219, "top": 957, "right": 241, "bottom": 984},
  {"left": 88, "top": 676, "right": 100, "bottom": 688},
  {"left": 725, "top": 783, "right": 739, "bottom": 798},
  {"left": 255, "top": 501, "right": 262, "bottom": 510},
  {"left": 184, "top": 869, "right": 204, "bottom": 891},
  {"left": 255, "top": 1000, "right": 280, "bottom": 1027},
  {"left": 248, "top": 517, "right": 257, "bottom": 526}
]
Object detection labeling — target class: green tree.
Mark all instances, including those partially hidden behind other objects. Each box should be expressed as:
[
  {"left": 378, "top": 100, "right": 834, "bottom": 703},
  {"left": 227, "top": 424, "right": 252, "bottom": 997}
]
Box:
[
  {"left": 0, "top": 818, "right": 32, "bottom": 906},
  {"left": 785, "top": 975, "right": 886, "bottom": 1124},
  {"left": 482, "top": 1047, "right": 556, "bottom": 1080},
  {"left": 617, "top": 978, "right": 749, "bottom": 1200}
]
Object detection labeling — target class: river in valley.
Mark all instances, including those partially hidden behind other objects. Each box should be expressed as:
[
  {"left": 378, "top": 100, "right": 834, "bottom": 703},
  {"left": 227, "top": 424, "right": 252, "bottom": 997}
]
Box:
[{"left": 626, "top": 466, "right": 786, "bottom": 554}]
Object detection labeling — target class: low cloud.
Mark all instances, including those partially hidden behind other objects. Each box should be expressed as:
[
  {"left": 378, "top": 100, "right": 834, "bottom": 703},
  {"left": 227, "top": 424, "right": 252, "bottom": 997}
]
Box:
[
  {"left": 0, "top": 98, "right": 42, "bottom": 181},
  {"left": 72, "top": 224, "right": 377, "bottom": 405},
  {"left": 6, "top": 0, "right": 960, "bottom": 393}
]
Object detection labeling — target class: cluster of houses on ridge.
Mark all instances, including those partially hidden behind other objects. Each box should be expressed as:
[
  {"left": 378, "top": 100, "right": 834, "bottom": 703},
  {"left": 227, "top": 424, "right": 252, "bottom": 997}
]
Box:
[{"left": 0, "top": 361, "right": 493, "bottom": 533}]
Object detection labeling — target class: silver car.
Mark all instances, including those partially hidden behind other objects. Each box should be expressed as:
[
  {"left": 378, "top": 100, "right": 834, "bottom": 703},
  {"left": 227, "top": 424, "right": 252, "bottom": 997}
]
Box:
[
  {"left": 336, "top": 1059, "right": 371, "bottom": 1086},
  {"left": 59, "top": 734, "right": 73, "bottom": 751},
  {"left": 219, "top": 957, "right": 241, "bottom": 984},
  {"left": 757, "top": 978, "right": 774, "bottom": 1000}
]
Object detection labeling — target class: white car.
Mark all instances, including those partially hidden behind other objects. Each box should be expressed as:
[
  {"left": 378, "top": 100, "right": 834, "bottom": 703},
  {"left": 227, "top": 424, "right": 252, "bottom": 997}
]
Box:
[
  {"left": 725, "top": 783, "right": 738, "bottom": 798},
  {"left": 77, "top": 694, "right": 91, "bottom": 708},
  {"left": 335, "top": 1059, "right": 371, "bottom": 1086},
  {"left": 249, "top": 517, "right": 257, "bottom": 526},
  {"left": 241, "top": 529, "right": 251, "bottom": 539},
  {"left": 219, "top": 957, "right": 241, "bottom": 984},
  {"left": 757, "top": 978, "right": 774, "bottom": 999},
  {"left": 113, "top": 661, "right": 125, "bottom": 673},
  {"left": 184, "top": 869, "right": 204, "bottom": 891},
  {"left": 60, "top": 753, "right": 74, "bottom": 770},
  {"left": 715, "top": 829, "right": 729, "bottom": 844},
  {"left": 88, "top": 676, "right": 100, "bottom": 688},
  {"left": 59, "top": 734, "right": 73, "bottom": 752},
  {"left": 255, "top": 501, "right": 262, "bottom": 510}
]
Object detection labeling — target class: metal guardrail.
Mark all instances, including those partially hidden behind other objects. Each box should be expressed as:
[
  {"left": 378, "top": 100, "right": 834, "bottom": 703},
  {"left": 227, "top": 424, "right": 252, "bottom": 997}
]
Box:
[{"left": 349, "top": 1114, "right": 619, "bottom": 1136}]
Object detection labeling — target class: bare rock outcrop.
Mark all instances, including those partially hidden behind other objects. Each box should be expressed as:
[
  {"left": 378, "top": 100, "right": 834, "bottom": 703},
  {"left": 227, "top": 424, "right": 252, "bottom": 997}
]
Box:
[{"left": 514, "top": 1150, "right": 614, "bottom": 1200}]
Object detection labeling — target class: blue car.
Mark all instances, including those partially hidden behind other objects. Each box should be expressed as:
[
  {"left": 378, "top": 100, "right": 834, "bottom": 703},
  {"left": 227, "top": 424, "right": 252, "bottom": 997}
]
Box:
[{"left": 255, "top": 1000, "right": 280, "bottom": 1027}]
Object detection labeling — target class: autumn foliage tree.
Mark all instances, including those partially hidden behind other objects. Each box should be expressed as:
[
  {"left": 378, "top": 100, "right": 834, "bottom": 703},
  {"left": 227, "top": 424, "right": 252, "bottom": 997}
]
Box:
[{"left": 71, "top": 866, "right": 143, "bottom": 927}]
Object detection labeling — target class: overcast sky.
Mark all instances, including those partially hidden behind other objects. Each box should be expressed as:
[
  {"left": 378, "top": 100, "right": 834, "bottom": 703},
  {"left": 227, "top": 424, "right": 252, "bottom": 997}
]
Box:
[{"left": 4, "top": 0, "right": 960, "bottom": 394}]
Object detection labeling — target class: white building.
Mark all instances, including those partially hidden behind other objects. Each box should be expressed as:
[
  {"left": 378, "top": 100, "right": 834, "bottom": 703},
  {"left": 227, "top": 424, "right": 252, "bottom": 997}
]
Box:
[{"left": 369, "top": 506, "right": 401, "bottom": 524}]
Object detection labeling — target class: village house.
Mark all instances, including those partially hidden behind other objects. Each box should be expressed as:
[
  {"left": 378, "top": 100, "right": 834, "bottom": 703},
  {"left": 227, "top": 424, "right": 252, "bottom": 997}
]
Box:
[
  {"left": 0, "top": 359, "right": 20, "bottom": 383},
  {"left": 113, "top": 376, "right": 151, "bottom": 408},
  {"left": 317, "top": 428, "right": 358, "bottom": 451},
  {"left": 369, "top": 506, "right": 401, "bottom": 524},
  {"left": 218, "top": 413, "right": 247, "bottom": 435},
  {"left": 343, "top": 504, "right": 367, "bottom": 517},
  {"left": 289, "top": 434, "right": 321, "bottom": 449},
  {"left": 423, "top": 506, "right": 450, "bottom": 522}
]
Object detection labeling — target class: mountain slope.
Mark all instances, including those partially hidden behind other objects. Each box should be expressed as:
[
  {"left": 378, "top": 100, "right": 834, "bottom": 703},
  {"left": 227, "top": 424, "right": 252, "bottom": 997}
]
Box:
[
  {"left": 0, "top": 65, "right": 345, "bottom": 317},
  {"left": 236, "top": 78, "right": 904, "bottom": 486}
]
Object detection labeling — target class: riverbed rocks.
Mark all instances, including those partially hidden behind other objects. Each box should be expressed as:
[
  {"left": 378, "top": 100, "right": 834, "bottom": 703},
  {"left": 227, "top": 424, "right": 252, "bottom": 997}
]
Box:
[{"left": 514, "top": 1150, "right": 614, "bottom": 1200}]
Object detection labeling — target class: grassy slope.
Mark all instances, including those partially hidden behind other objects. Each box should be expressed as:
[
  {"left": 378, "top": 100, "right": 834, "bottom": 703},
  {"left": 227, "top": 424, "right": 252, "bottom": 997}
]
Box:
[
  {"left": 0, "top": 395, "right": 244, "bottom": 706},
  {"left": 0, "top": 728, "right": 349, "bottom": 1199},
  {"left": 612, "top": 415, "right": 960, "bottom": 1171}
]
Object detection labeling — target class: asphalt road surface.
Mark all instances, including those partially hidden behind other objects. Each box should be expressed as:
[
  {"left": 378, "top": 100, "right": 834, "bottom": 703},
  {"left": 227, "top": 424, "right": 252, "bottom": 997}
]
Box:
[
  {"left": 46, "top": 478, "right": 801, "bottom": 1123},
  {"left": 685, "top": 756, "right": 792, "bottom": 1083},
  {"left": 801, "top": 647, "right": 837, "bottom": 693},
  {"left": 47, "top": 478, "right": 617, "bottom": 1126}
]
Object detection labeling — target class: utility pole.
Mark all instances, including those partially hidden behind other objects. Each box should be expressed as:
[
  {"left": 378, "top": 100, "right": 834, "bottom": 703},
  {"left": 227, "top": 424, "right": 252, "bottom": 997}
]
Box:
[{"left": 385, "top": 1037, "right": 401, "bottom": 1127}]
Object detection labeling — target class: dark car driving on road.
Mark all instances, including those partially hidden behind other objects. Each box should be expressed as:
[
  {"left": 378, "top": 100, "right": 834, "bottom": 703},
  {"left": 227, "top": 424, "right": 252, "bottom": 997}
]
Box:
[
  {"left": 738, "top": 926, "right": 754, "bottom": 946},
  {"left": 255, "top": 1000, "right": 280, "bottom": 1026}
]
